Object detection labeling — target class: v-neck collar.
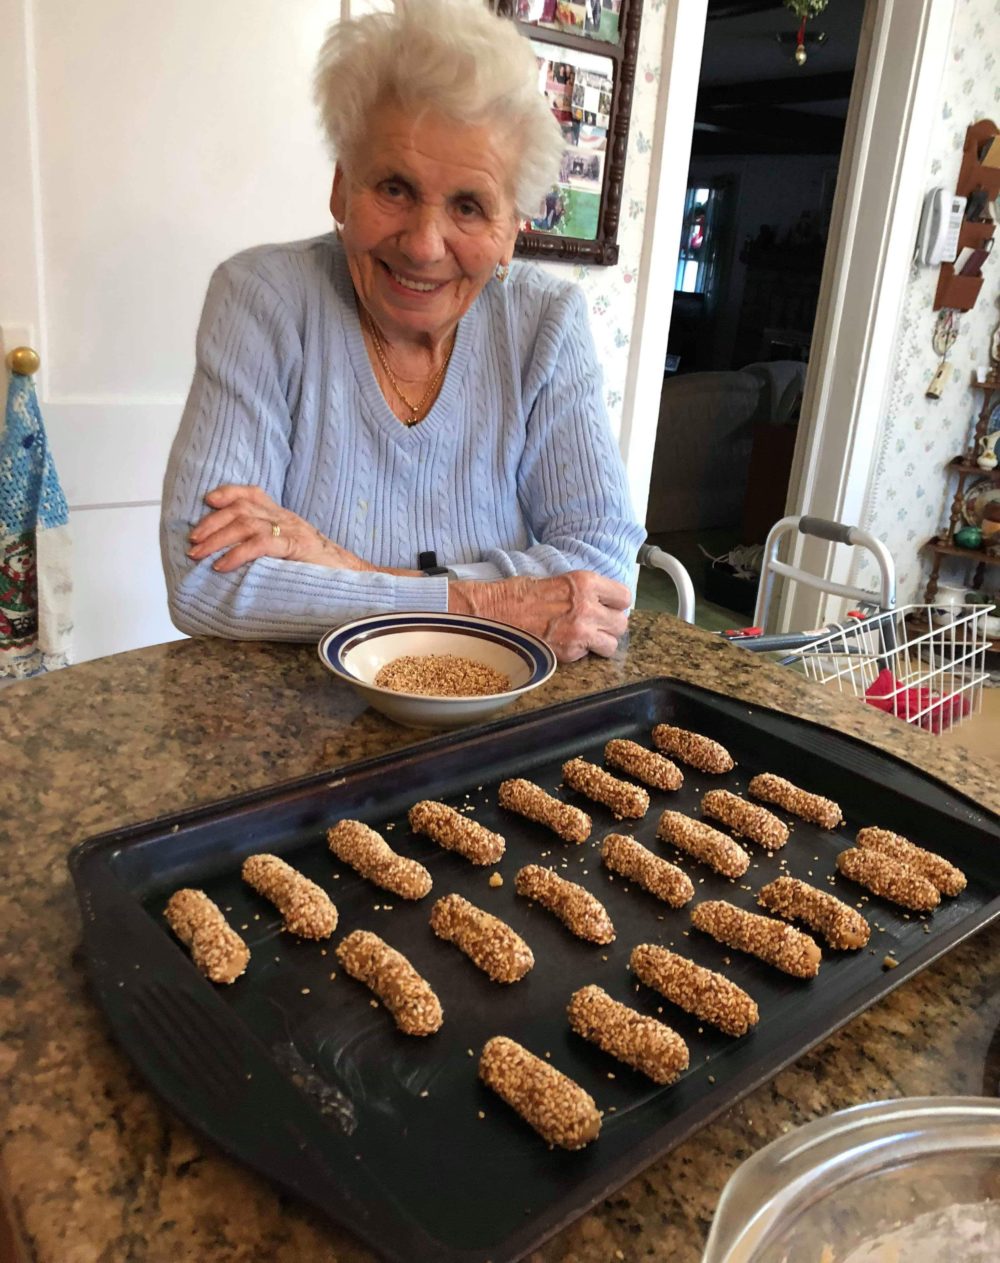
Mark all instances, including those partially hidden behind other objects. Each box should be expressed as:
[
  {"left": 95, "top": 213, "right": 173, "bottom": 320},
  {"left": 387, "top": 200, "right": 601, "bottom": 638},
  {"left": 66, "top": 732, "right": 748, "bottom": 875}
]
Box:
[{"left": 331, "top": 237, "right": 476, "bottom": 446}]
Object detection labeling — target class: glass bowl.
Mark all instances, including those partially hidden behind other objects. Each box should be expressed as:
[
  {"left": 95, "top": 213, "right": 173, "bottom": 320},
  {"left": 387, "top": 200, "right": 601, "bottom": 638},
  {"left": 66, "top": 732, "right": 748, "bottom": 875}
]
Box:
[{"left": 701, "top": 1097, "right": 1000, "bottom": 1263}]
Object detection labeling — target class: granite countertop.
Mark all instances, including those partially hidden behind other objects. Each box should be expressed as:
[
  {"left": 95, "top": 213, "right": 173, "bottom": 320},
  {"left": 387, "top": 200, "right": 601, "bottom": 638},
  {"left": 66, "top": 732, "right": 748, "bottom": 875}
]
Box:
[{"left": 1, "top": 611, "right": 997, "bottom": 1263}]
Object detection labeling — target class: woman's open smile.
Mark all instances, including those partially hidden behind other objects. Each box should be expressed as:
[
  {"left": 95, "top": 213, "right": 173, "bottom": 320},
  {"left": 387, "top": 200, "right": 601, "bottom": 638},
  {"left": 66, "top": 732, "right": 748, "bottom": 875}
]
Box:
[{"left": 378, "top": 259, "right": 450, "bottom": 295}]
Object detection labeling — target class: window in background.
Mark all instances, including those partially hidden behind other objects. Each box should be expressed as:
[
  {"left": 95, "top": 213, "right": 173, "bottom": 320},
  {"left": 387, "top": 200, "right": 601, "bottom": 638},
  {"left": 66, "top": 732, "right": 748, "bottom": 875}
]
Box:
[{"left": 675, "top": 185, "right": 722, "bottom": 295}]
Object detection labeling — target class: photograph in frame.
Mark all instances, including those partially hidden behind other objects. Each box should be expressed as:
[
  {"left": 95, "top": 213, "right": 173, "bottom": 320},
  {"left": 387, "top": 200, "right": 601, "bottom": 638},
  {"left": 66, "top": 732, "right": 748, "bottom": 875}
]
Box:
[
  {"left": 528, "top": 41, "right": 614, "bottom": 241},
  {"left": 516, "top": 0, "right": 619, "bottom": 44}
]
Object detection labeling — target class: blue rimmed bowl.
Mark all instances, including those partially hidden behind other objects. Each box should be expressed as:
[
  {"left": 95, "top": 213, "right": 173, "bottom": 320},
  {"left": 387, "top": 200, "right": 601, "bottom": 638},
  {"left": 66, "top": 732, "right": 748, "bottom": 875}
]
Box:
[{"left": 317, "top": 613, "right": 557, "bottom": 729}]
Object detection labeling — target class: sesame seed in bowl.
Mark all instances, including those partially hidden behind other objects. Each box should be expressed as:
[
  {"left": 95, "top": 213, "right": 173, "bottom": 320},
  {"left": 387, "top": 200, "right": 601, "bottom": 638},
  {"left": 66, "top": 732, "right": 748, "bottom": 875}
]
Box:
[{"left": 317, "top": 613, "right": 556, "bottom": 730}]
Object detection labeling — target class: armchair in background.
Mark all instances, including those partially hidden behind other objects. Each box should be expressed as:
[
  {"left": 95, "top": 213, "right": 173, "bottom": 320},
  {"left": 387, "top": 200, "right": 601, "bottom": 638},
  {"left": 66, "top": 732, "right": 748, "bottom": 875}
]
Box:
[{"left": 645, "top": 360, "right": 805, "bottom": 544}]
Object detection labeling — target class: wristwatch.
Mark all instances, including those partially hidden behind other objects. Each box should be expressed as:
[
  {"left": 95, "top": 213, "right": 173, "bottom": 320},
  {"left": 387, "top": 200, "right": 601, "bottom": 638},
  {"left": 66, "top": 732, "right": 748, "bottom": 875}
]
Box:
[{"left": 418, "top": 550, "right": 453, "bottom": 578}]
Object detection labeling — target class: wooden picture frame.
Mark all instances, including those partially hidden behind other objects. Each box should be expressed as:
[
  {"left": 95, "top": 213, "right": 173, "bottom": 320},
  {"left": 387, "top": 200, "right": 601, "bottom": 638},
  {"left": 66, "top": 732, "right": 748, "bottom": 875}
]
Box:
[{"left": 494, "top": 0, "right": 643, "bottom": 266}]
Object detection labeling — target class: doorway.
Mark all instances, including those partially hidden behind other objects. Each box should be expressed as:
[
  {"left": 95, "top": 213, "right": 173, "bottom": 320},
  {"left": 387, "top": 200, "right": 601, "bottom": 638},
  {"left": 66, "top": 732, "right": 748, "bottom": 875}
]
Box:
[{"left": 639, "top": 0, "right": 866, "bottom": 628}]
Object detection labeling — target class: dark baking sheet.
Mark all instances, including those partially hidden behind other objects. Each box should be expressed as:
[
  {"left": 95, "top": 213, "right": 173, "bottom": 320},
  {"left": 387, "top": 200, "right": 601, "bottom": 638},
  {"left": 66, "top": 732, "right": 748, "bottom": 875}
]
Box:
[{"left": 69, "top": 679, "right": 1000, "bottom": 1263}]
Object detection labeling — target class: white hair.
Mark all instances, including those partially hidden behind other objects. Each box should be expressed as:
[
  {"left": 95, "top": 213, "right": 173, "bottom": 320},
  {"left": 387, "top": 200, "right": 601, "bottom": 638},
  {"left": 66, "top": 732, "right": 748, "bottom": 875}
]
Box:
[{"left": 314, "top": 0, "right": 564, "bottom": 218}]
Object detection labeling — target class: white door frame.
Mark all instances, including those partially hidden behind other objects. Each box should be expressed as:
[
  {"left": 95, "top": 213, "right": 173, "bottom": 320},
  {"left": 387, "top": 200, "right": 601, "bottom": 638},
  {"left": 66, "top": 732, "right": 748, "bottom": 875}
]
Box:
[
  {"left": 618, "top": 0, "right": 708, "bottom": 521},
  {"left": 622, "top": 0, "right": 956, "bottom": 631}
]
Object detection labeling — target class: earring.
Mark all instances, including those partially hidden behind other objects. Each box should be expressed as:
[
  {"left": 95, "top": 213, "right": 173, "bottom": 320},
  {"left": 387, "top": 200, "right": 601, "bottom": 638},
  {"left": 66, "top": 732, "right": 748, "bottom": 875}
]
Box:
[{"left": 494, "top": 262, "right": 510, "bottom": 283}]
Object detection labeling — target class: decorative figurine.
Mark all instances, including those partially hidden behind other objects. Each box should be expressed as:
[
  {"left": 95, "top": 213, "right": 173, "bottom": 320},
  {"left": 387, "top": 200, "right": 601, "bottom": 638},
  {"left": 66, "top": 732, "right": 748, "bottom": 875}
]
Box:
[
  {"left": 953, "top": 525, "right": 983, "bottom": 550},
  {"left": 990, "top": 297, "right": 1000, "bottom": 377},
  {"left": 982, "top": 503, "right": 1000, "bottom": 551},
  {"left": 977, "top": 431, "right": 1000, "bottom": 470}
]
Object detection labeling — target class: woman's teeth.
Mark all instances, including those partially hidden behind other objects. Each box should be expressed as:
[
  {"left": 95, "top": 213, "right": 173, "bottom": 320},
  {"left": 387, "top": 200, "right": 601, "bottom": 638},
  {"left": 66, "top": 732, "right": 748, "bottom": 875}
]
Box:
[{"left": 390, "top": 269, "right": 440, "bottom": 292}]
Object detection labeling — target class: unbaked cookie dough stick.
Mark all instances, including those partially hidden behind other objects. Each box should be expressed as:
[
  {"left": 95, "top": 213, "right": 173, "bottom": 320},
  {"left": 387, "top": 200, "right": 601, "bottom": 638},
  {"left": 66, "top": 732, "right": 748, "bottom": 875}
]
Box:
[
  {"left": 757, "top": 877, "right": 870, "bottom": 950},
  {"left": 164, "top": 889, "right": 250, "bottom": 984},
  {"left": 601, "top": 834, "right": 694, "bottom": 908},
  {"left": 651, "top": 724, "right": 733, "bottom": 774},
  {"left": 561, "top": 758, "right": 649, "bottom": 819},
  {"left": 856, "top": 827, "right": 966, "bottom": 896},
  {"left": 327, "top": 819, "right": 432, "bottom": 899},
  {"left": 836, "top": 848, "right": 941, "bottom": 912},
  {"left": 701, "top": 789, "right": 789, "bottom": 851},
  {"left": 691, "top": 900, "right": 821, "bottom": 978},
  {"left": 335, "top": 929, "right": 443, "bottom": 1035},
  {"left": 603, "top": 739, "right": 683, "bottom": 792},
  {"left": 567, "top": 985, "right": 689, "bottom": 1085},
  {"left": 748, "top": 773, "right": 843, "bottom": 830},
  {"left": 241, "top": 854, "right": 338, "bottom": 939},
  {"left": 514, "top": 864, "right": 615, "bottom": 944},
  {"left": 429, "top": 894, "right": 534, "bottom": 983},
  {"left": 479, "top": 1035, "right": 601, "bottom": 1149},
  {"left": 630, "top": 944, "right": 758, "bottom": 1037},
  {"left": 408, "top": 800, "right": 505, "bottom": 865},
  {"left": 498, "top": 778, "right": 591, "bottom": 843},
  {"left": 656, "top": 811, "right": 750, "bottom": 878}
]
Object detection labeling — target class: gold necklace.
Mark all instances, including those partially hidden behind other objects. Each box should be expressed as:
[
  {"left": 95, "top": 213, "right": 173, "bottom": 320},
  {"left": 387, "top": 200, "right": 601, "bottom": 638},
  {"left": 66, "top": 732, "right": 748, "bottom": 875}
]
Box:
[{"left": 364, "top": 312, "right": 453, "bottom": 425}]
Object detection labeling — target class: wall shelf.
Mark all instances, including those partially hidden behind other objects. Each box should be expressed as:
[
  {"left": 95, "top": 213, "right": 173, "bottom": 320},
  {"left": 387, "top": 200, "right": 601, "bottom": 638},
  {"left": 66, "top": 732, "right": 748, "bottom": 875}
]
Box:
[
  {"left": 933, "top": 118, "right": 998, "bottom": 313},
  {"left": 922, "top": 379, "right": 1000, "bottom": 602}
]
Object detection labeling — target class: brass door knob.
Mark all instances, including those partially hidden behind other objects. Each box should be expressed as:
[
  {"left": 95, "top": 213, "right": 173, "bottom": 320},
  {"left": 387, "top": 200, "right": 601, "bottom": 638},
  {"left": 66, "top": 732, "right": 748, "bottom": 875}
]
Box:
[{"left": 5, "top": 346, "right": 41, "bottom": 376}]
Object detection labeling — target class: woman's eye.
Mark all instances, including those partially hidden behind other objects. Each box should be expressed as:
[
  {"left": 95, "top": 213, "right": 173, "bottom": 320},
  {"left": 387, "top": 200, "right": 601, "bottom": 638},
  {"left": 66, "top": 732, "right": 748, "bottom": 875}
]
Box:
[
  {"left": 456, "top": 200, "right": 483, "bottom": 219},
  {"left": 380, "top": 181, "right": 407, "bottom": 200}
]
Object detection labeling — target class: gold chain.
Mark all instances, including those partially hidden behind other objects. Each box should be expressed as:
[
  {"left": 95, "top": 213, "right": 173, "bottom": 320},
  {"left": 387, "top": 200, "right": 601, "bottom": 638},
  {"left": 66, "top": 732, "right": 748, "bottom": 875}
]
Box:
[{"left": 364, "top": 312, "right": 453, "bottom": 425}]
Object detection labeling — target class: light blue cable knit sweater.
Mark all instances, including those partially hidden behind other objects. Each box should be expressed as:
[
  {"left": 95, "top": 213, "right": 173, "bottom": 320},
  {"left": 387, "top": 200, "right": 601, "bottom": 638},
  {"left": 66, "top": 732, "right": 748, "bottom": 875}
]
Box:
[{"left": 160, "top": 233, "right": 645, "bottom": 640}]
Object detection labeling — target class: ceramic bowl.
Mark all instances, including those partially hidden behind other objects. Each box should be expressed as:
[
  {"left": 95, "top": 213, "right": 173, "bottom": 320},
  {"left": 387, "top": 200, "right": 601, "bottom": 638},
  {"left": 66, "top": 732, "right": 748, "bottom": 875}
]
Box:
[{"left": 317, "top": 613, "right": 557, "bottom": 730}]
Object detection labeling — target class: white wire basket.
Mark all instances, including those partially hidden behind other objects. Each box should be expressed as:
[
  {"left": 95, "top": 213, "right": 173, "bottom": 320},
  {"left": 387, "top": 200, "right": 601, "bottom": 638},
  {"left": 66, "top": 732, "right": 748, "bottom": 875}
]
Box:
[{"left": 784, "top": 604, "right": 994, "bottom": 735}]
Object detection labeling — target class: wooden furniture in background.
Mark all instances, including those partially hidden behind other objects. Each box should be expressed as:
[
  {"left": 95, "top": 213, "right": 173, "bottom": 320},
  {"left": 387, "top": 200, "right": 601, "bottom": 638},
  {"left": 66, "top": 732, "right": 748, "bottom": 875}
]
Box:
[
  {"left": 933, "top": 118, "right": 999, "bottom": 313},
  {"left": 923, "top": 377, "right": 1000, "bottom": 622},
  {"left": 732, "top": 236, "right": 823, "bottom": 369}
]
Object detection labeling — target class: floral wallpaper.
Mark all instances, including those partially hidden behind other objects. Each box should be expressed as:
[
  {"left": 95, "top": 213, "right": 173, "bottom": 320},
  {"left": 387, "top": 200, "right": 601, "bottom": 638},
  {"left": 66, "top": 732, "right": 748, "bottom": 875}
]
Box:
[
  {"left": 537, "top": 0, "right": 668, "bottom": 438},
  {"left": 860, "top": 0, "right": 1000, "bottom": 606}
]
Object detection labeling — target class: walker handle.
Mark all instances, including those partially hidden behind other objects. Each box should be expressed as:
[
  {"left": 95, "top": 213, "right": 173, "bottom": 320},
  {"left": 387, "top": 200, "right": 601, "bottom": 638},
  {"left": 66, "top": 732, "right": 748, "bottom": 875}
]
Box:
[{"left": 797, "top": 517, "right": 856, "bottom": 546}]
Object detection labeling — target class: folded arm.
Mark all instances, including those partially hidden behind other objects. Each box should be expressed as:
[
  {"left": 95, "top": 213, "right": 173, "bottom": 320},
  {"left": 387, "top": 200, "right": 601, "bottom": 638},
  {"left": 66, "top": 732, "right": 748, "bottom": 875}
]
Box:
[
  {"left": 161, "top": 261, "right": 642, "bottom": 658},
  {"left": 160, "top": 260, "right": 446, "bottom": 641},
  {"left": 448, "top": 286, "right": 643, "bottom": 658}
]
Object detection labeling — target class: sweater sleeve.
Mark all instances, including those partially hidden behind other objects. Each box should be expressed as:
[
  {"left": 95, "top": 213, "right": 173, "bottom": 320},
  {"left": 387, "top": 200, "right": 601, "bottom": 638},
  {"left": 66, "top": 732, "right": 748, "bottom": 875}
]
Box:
[
  {"left": 160, "top": 257, "right": 447, "bottom": 642},
  {"left": 476, "top": 283, "right": 645, "bottom": 586}
]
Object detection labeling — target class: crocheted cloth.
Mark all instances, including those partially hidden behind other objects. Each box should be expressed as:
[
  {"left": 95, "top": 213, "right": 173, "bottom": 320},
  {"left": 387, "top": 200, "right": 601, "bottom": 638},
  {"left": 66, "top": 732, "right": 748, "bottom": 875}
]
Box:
[{"left": 0, "top": 372, "right": 72, "bottom": 677}]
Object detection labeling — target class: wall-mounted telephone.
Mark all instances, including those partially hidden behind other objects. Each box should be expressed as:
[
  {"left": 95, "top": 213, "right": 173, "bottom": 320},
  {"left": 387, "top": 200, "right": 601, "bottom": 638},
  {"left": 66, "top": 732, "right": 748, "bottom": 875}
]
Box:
[{"left": 916, "top": 188, "right": 966, "bottom": 265}]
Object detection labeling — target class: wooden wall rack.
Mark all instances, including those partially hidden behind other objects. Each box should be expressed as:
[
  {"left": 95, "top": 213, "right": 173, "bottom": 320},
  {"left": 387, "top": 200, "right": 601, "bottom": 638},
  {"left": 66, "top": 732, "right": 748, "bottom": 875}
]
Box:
[
  {"left": 922, "top": 376, "right": 1000, "bottom": 606},
  {"left": 933, "top": 118, "right": 999, "bottom": 313}
]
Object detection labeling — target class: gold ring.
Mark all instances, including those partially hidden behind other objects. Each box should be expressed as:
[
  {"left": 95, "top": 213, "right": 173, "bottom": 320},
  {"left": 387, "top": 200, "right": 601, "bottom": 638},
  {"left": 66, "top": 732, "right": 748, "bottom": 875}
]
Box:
[{"left": 270, "top": 521, "right": 281, "bottom": 539}]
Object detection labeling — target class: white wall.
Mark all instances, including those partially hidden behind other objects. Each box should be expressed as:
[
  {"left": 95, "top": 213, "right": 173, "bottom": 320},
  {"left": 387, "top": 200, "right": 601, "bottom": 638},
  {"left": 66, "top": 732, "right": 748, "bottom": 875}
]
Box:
[
  {"left": 539, "top": 2, "right": 670, "bottom": 439},
  {"left": 0, "top": 0, "right": 344, "bottom": 662},
  {"left": 860, "top": 0, "right": 999, "bottom": 605}
]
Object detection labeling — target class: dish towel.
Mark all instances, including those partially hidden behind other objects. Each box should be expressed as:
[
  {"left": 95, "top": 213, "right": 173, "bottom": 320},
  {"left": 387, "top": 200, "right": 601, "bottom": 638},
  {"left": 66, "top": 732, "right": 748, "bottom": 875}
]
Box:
[{"left": 0, "top": 369, "right": 73, "bottom": 677}]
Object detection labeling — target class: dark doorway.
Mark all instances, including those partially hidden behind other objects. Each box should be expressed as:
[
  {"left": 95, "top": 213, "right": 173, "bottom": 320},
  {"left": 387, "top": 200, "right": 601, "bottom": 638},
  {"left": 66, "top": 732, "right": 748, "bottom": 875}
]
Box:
[{"left": 639, "top": 0, "right": 865, "bottom": 626}]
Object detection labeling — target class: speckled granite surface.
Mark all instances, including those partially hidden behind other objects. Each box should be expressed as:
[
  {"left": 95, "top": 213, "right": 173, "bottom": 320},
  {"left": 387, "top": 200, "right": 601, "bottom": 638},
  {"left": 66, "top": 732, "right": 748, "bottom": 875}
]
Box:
[{"left": 1, "top": 612, "right": 997, "bottom": 1263}]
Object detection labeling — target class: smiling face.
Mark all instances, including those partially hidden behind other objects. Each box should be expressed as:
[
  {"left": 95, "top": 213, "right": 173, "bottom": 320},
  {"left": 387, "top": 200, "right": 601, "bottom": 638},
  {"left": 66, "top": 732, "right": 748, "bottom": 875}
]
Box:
[{"left": 331, "top": 99, "right": 520, "bottom": 348}]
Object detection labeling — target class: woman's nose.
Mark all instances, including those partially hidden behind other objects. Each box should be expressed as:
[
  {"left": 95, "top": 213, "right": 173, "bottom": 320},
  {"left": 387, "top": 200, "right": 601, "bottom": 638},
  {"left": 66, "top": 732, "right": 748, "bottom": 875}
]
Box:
[{"left": 398, "top": 204, "right": 448, "bottom": 264}]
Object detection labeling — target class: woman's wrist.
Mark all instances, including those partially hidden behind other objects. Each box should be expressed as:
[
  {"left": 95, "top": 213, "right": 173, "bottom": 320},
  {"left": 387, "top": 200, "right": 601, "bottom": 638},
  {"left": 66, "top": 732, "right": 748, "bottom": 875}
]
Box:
[
  {"left": 448, "top": 579, "right": 488, "bottom": 617},
  {"left": 449, "top": 578, "right": 526, "bottom": 621}
]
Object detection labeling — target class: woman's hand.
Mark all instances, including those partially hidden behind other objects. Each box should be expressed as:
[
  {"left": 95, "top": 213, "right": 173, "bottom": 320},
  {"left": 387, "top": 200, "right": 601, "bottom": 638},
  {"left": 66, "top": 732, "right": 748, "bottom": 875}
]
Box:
[
  {"left": 187, "top": 484, "right": 374, "bottom": 573},
  {"left": 449, "top": 571, "right": 631, "bottom": 662}
]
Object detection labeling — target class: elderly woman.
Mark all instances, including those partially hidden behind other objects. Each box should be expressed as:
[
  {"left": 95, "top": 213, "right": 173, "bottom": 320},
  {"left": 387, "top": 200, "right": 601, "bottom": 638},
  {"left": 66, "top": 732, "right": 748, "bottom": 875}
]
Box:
[{"left": 160, "top": 0, "right": 644, "bottom": 662}]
